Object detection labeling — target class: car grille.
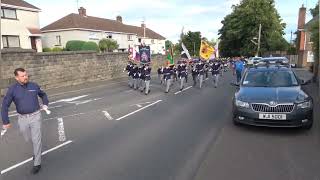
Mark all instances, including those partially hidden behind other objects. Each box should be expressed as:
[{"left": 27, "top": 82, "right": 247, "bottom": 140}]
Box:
[{"left": 251, "top": 103, "right": 294, "bottom": 113}]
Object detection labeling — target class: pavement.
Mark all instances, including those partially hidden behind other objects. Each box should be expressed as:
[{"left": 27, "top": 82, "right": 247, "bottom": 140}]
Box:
[{"left": 0, "top": 69, "right": 319, "bottom": 180}]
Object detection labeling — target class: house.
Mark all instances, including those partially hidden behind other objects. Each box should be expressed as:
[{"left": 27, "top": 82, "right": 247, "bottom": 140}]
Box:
[
  {"left": 1, "top": 0, "right": 42, "bottom": 52},
  {"left": 41, "top": 7, "right": 166, "bottom": 54},
  {"left": 296, "top": 4, "right": 316, "bottom": 68}
]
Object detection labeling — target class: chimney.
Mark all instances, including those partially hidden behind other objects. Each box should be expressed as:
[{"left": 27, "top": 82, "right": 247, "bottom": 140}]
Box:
[
  {"left": 116, "top": 16, "right": 122, "bottom": 23},
  {"left": 141, "top": 22, "right": 146, "bottom": 38},
  {"left": 297, "top": 4, "right": 306, "bottom": 30},
  {"left": 78, "top": 7, "right": 87, "bottom": 17}
]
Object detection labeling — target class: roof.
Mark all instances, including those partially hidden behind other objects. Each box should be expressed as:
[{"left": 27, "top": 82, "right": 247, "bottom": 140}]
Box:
[
  {"left": 2, "top": 0, "right": 40, "bottom": 10},
  {"left": 41, "top": 13, "right": 165, "bottom": 40},
  {"left": 305, "top": 15, "right": 319, "bottom": 29}
]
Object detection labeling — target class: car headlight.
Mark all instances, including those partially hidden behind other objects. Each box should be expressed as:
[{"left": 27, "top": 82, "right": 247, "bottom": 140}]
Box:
[
  {"left": 297, "top": 100, "right": 312, "bottom": 109},
  {"left": 235, "top": 100, "right": 250, "bottom": 108}
]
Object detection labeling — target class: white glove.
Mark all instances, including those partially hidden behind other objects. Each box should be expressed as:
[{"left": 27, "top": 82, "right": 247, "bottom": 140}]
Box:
[{"left": 42, "top": 105, "right": 51, "bottom": 115}]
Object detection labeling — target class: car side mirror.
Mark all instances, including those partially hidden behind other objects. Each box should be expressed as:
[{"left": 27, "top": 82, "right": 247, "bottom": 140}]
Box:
[
  {"left": 230, "top": 82, "right": 240, "bottom": 87},
  {"left": 300, "top": 79, "right": 311, "bottom": 85}
]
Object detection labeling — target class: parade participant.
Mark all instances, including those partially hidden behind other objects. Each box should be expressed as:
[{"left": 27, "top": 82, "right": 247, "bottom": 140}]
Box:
[
  {"left": 157, "top": 66, "right": 164, "bottom": 84},
  {"left": 210, "top": 60, "right": 221, "bottom": 88},
  {"left": 128, "top": 62, "right": 135, "bottom": 88},
  {"left": 124, "top": 61, "right": 134, "bottom": 88},
  {"left": 139, "top": 64, "right": 146, "bottom": 92},
  {"left": 191, "top": 62, "right": 198, "bottom": 87},
  {"left": 143, "top": 64, "right": 152, "bottom": 95},
  {"left": 177, "top": 61, "right": 188, "bottom": 91},
  {"left": 133, "top": 64, "right": 140, "bottom": 90},
  {"left": 1, "top": 68, "right": 49, "bottom": 174},
  {"left": 196, "top": 60, "right": 205, "bottom": 89},
  {"left": 163, "top": 66, "right": 172, "bottom": 93}
]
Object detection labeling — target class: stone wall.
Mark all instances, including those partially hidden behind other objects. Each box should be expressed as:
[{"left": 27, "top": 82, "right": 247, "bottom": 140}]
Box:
[{"left": 0, "top": 49, "right": 166, "bottom": 95}]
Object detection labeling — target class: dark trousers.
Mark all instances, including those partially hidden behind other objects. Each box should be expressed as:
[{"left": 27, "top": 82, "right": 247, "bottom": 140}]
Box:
[{"left": 236, "top": 70, "right": 242, "bottom": 83}]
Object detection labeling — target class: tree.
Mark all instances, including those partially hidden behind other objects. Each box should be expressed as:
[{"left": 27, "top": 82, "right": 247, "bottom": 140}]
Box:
[
  {"left": 165, "top": 40, "right": 173, "bottom": 49},
  {"left": 178, "top": 31, "right": 201, "bottom": 57},
  {"left": 218, "top": 0, "right": 288, "bottom": 57},
  {"left": 99, "top": 38, "right": 119, "bottom": 52}
]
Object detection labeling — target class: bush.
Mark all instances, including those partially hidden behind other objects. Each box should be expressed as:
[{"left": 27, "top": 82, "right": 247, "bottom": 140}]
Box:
[
  {"left": 66, "top": 40, "right": 86, "bottom": 51},
  {"left": 52, "top": 47, "right": 63, "bottom": 52},
  {"left": 43, "top": 48, "right": 52, "bottom": 52},
  {"left": 99, "top": 38, "right": 119, "bottom": 52},
  {"left": 81, "top": 41, "right": 99, "bottom": 52}
]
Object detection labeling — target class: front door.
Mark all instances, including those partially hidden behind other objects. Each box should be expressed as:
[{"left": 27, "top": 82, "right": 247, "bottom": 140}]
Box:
[{"left": 30, "top": 37, "right": 36, "bottom": 50}]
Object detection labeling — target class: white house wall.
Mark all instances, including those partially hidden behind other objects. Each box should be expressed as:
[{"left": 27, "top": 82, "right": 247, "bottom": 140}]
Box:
[
  {"left": 1, "top": 9, "right": 42, "bottom": 51},
  {"left": 42, "top": 30, "right": 165, "bottom": 54},
  {"left": 42, "top": 30, "right": 138, "bottom": 50}
]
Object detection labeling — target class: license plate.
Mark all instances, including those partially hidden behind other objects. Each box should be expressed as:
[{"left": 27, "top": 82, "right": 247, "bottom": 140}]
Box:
[{"left": 259, "top": 114, "right": 286, "bottom": 120}]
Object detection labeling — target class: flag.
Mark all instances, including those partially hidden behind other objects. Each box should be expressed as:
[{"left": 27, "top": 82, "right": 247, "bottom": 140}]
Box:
[
  {"left": 166, "top": 46, "right": 174, "bottom": 65},
  {"left": 128, "top": 45, "right": 139, "bottom": 62},
  {"left": 214, "top": 40, "right": 219, "bottom": 58},
  {"left": 181, "top": 42, "right": 192, "bottom": 60},
  {"left": 139, "top": 45, "right": 151, "bottom": 64},
  {"left": 199, "top": 40, "right": 215, "bottom": 60}
]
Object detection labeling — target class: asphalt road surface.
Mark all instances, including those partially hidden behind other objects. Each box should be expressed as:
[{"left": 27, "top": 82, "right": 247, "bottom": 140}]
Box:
[{"left": 1, "top": 71, "right": 319, "bottom": 180}]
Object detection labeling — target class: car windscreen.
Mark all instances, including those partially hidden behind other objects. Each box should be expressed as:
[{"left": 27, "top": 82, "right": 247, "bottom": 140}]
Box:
[{"left": 242, "top": 70, "right": 299, "bottom": 87}]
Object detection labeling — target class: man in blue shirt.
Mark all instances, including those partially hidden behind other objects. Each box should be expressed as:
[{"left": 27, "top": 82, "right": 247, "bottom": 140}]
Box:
[
  {"left": 1, "top": 68, "right": 49, "bottom": 174},
  {"left": 235, "top": 57, "right": 245, "bottom": 83}
]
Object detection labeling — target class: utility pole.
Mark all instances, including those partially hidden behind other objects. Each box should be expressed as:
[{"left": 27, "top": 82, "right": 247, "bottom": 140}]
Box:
[
  {"left": 193, "top": 42, "right": 196, "bottom": 57},
  {"left": 257, "top": 23, "right": 262, "bottom": 56}
]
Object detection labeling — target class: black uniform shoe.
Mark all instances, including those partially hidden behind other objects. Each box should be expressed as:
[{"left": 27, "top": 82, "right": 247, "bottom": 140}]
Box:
[{"left": 31, "top": 165, "right": 41, "bottom": 174}]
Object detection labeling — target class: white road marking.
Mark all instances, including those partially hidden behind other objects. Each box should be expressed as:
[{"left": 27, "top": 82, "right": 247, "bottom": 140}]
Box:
[
  {"left": 102, "top": 111, "right": 113, "bottom": 120},
  {"left": 44, "top": 113, "right": 85, "bottom": 121},
  {"left": 174, "top": 86, "right": 193, "bottom": 95},
  {"left": 116, "top": 100, "right": 162, "bottom": 121},
  {"left": 0, "top": 140, "right": 73, "bottom": 175},
  {"left": 130, "top": 102, "right": 152, "bottom": 107},
  {"left": 57, "top": 118, "right": 66, "bottom": 142},
  {"left": 50, "top": 95, "right": 89, "bottom": 104}
]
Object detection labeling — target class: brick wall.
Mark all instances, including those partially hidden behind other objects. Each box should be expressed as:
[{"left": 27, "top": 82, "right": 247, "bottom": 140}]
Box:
[{"left": 0, "top": 49, "right": 166, "bottom": 95}]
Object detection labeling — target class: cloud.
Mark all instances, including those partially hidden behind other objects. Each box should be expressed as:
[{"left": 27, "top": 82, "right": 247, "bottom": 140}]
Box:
[{"left": 29, "top": 0, "right": 318, "bottom": 43}]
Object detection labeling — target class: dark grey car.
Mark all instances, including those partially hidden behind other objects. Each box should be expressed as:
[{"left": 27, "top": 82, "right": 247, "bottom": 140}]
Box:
[{"left": 232, "top": 64, "right": 313, "bottom": 129}]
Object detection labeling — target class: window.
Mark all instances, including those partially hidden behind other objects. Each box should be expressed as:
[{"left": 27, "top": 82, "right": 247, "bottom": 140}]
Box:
[
  {"left": 128, "top": 35, "right": 133, "bottom": 41},
  {"left": 1, "top": 8, "right": 17, "bottom": 19},
  {"left": 105, "top": 33, "right": 112, "bottom": 39},
  {"left": 56, "top": 36, "right": 61, "bottom": 46},
  {"left": 2, "top": 36, "right": 20, "bottom": 48},
  {"left": 151, "top": 39, "right": 155, "bottom": 44},
  {"left": 138, "top": 38, "right": 142, "bottom": 43}
]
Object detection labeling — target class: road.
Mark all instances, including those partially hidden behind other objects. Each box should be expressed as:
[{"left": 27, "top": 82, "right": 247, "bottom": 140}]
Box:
[{"left": 1, "top": 71, "right": 319, "bottom": 180}]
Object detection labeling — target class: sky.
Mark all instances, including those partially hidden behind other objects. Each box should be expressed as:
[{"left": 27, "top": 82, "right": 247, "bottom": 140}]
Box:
[{"left": 27, "top": 0, "right": 318, "bottom": 43}]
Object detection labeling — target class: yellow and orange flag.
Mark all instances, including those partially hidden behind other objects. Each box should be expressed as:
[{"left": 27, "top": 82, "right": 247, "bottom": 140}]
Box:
[{"left": 199, "top": 40, "right": 215, "bottom": 60}]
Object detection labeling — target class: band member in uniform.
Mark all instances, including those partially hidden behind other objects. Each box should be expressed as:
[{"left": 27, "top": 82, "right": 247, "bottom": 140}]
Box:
[
  {"left": 124, "top": 61, "right": 134, "bottom": 88},
  {"left": 196, "top": 60, "right": 205, "bottom": 89},
  {"left": 191, "top": 61, "right": 198, "bottom": 87},
  {"left": 144, "top": 64, "right": 152, "bottom": 95},
  {"left": 210, "top": 60, "right": 221, "bottom": 88},
  {"left": 177, "top": 61, "right": 188, "bottom": 91},
  {"left": 163, "top": 66, "right": 172, "bottom": 93},
  {"left": 139, "top": 64, "right": 146, "bottom": 92},
  {"left": 157, "top": 66, "right": 164, "bottom": 84},
  {"left": 133, "top": 64, "right": 139, "bottom": 90}
]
